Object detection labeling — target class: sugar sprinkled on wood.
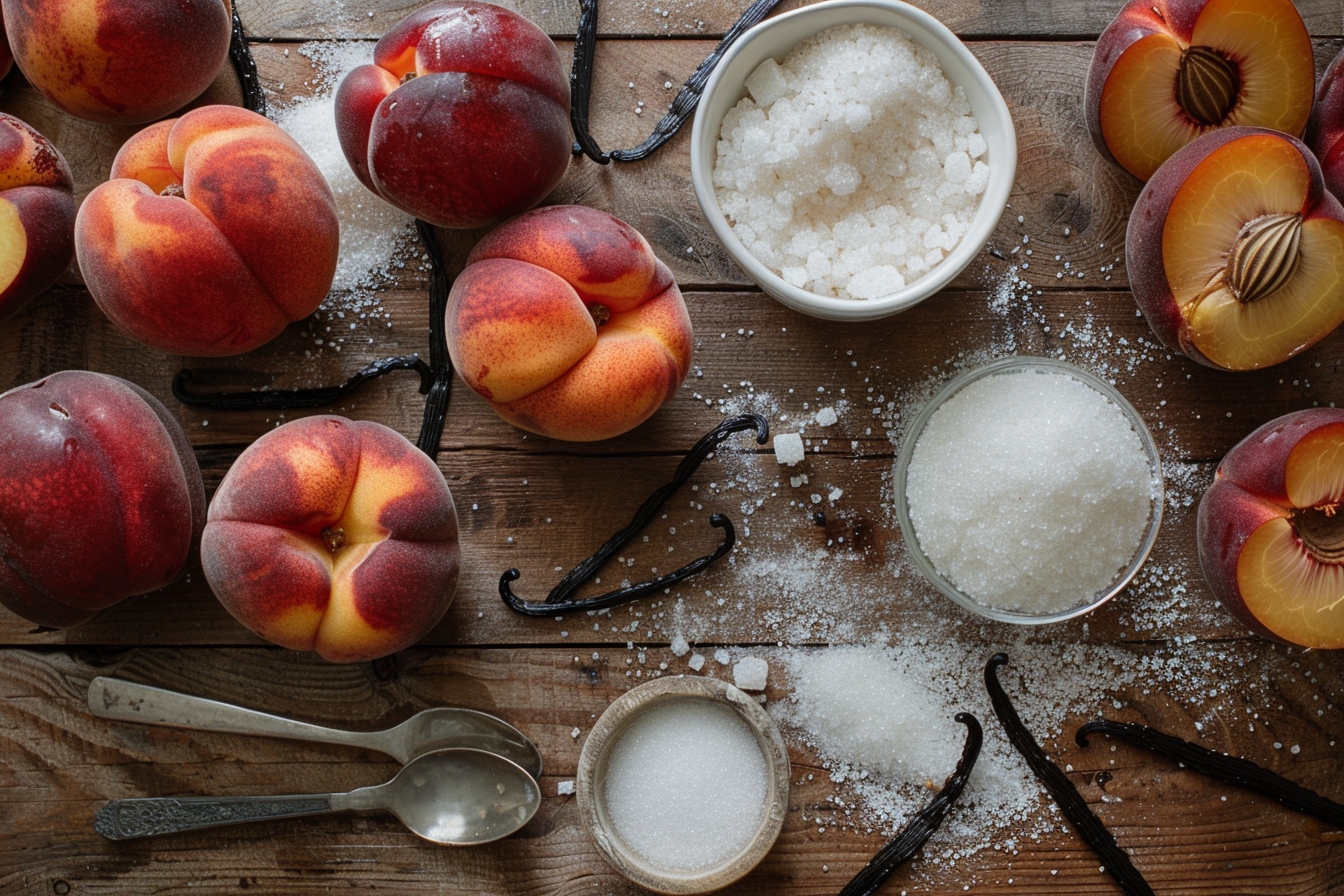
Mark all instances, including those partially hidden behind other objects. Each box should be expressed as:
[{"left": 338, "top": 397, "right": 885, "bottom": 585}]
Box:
[{"left": 603, "top": 699, "right": 769, "bottom": 872}]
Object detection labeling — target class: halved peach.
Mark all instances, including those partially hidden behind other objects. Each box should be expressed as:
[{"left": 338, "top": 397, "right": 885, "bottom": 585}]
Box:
[
  {"left": 1199, "top": 409, "right": 1344, "bottom": 648},
  {"left": 1086, "top": 0, "right": 1314, "bottom": 181},
  {"left": 1127, "top": 127, "right": 1344, "bottom": 370}
]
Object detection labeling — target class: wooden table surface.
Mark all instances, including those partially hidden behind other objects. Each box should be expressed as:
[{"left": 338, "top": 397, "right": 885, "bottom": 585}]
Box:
[{"left": 3, "top": 0, "right": 1343, "bottom": 893}]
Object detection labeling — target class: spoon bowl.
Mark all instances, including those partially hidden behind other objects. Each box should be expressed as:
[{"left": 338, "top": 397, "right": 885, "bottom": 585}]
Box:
[
  {"left": 88, "top": 676, "right": 543, "bottom": 779},
  {"left": 95, "top": 747, "right": 542, "bottom": 844}
]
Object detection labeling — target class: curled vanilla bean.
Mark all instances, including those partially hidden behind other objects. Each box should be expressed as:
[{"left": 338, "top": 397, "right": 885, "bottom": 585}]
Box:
[
  {"left": 500, "top": 413, "right": 768, "bottom": 615},
  {"left": 228, "top": 6, "right": 268, "bottom": 117},
  {"left": 569, "top": 0, "right": 785, "bottom": 164},
  {"left": 1077, "top": 718, "right": 1344, "bottom": 828},
  {"left": 173, "top": 357, "right": 433, "bottom": 411},
  {"left": 837, "top": 713, "right": 982, "bottom": 896},
  {"left": 985, "top": 654, "right": 1155, "bottom": 896}
]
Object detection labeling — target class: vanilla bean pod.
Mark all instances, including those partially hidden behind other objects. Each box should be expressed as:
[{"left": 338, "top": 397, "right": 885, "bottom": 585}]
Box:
[
  {"left": 228, "top": 5, "right": 268, "bottom": 117},
  {"left": 412, "top": 219, "right": 454, "bottom": 460},
  {"left": 838, "top": 713, "right": 982, "bottom": 896},
  {"left": 173, "top": 357, "right": 433, "bottom": 410},
  {"left": 569, "top": 0, "right": 784, "bottom": 164},
  {"left": 1077, "top": 718, "right": 1344, "bottom": 828},
  {"left": 500, "top": 413, "right": 768, "bottom": 615},
  {"left": 985, "top": 654, "right": 1155, "bottom": 896}
]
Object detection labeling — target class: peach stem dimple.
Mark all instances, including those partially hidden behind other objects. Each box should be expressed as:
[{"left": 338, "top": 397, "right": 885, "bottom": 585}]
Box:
[
  {"left": 322, "top": 526, "right": 345, "bottom": 553},
  {"left": 588, "top": 303, "right": 610, "bottom": 327},
  {"left": 160, "top": 183, "right": 186, "bottom": 198}
]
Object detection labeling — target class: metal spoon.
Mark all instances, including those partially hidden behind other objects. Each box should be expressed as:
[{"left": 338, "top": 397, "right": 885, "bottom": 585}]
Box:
[
  {"left": 87, "top": 676, "right": 543, "bottom": 779},
  {"left": 93, "top": 747, "right": 541, "bottom": 844}
]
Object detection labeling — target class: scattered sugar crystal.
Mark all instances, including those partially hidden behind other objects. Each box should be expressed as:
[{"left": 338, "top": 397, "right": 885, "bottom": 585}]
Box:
[
  {"left": 815, "top": 406, "right": 838, "bottom": 426},
  {"left": 733, "top": 656, "right": 770, "bottom": 691},
  {"left": 557, "top": 780, "right": 576, "bottom": 795},
  {"left": 745, "top": 57, "right": 790, "bottom": 106},
  {"left": 713, "top": 24, "right": 990, "bottom": 300},
  {"left": 903, "top": 368, "right": 1156, "bottom": 614},
  {"left": 603, "top": 699, "right": 769, "bottom": 872},
  {"left": 774, "top": 432, "right": 806, "bottom": 466},
  {"left": 689, "top": 653, "right": 706, "bottom": 671},
  {"left": 715, "top": 649, "right": 732, "bottom": 665},
  {"left": 670, "top": 634, "right": 691, "bottom": 656}
]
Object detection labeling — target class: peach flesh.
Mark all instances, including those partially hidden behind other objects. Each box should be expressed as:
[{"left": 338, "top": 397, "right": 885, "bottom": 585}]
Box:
[{"left": 1089, "top": 0, "right": 1314, "bottom": 181}]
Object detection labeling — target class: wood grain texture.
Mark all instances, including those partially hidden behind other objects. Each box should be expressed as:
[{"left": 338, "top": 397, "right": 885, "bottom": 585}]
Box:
[
  {"left": 1, "top": 648, "right": 1341, "bottom": 895},
  {"left": 1, "top": 1, "right": 1343, "bottom": 892}
]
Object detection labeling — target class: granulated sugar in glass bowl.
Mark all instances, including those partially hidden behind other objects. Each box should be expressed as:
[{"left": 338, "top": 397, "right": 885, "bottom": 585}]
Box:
[
  {"left": 894, "top": 357, "right": 1163, "bottom": 623},
  {"left": 690, "top": 0, "right": 1015, "bottom": 322}
]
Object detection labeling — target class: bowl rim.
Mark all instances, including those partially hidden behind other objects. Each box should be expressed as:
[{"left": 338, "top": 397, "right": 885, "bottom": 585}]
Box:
[
  {"left": 689, "top": 0, "right": 1018, "bottom": 322},
  {"left": 575, "top": 676, "right": 791, "bottom": 894},
  {"left": 893, "top": 355, "right": 1165, "bottom": 625}
]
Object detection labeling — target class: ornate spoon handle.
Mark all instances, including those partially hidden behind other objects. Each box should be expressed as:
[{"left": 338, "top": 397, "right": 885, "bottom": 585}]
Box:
[{"left": 94, "top": 794, "right": 334, "bottom": 840}]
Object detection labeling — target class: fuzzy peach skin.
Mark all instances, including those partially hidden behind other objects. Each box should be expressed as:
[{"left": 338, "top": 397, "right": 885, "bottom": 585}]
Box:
[
  {"left": 334, "top": 0, "right": 570, "bottom": 229},
  {"left": 1198, "top": 408, "right": 1344, "bottom": 649},
  {"left": 1085, "top": 0, "right": 1313, "bottom": 182},
  {"left": 0, "top": 6, "right": 13, "bottom": 80},
  {"left": 202, "top": 416, "right": 460, "bottom": 664},
  {"left": 1127, "top": 127, "right": 1344, "bottom": 371},
  {"left": 0, "top": 113, "right": 74, "bottom": 321},
  {"left": 75, "top": 106, "right": 339, "bottom": 357},
  {"left": 1307, "top": 45, "right": 1344, "bottom": 202},
  {"left": 0, "top": 371, "right": 206, "bottom": 629},
  {"left": 0, "top": 0, "right": 231, "bottom": 124},
  {"left": 446, "top": 205, "right": 693, "bottom": 442}
]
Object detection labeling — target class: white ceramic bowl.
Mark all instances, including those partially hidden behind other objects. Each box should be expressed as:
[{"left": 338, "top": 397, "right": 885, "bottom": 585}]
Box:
[
  {"left": 690, "top": 0, "right": 1017, "bottom": 322},
  {"left": 893, "top": 357, "right": 1164, "bottom": 624},
  {"left": 576, "top": 676, "right": 790, "bottom": 894}
]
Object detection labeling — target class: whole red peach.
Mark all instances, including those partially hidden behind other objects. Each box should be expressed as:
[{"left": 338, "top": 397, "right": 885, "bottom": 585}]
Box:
[
  {"left": 334, "top": 0, "right": 570, "bottom": 229},
  {"left": 1127, "top": 127, "right": 1344, "bottom": 371},
  {"left": 0, "top": 6, "right": 13, "bottom": 81},
  {"left": 0, "top": 0, "right": 232, "bottom": 125},
  {"left": 1198, "top": 408, "right": 1344, "bottom": 649},
  {"left": 446, "top": 205, "right": 693, "bottom": 442},
  {"left": 75, "top": 106, "right": 339, "bottom": 357},
  {"left": 0, "top": 371, "right": 206, "bottom": 628},
  {"left": 1306, "top": 45, "right": 1344, "bottom": 202},
  {"left": 1085, "top": 0, "right": 1313, "bottom": 182},
  {"left": 0, "top": 112, "right": 74, "bottom": 321},
  {"left": 202, "top": 416, "right": 460, "bottom": 663}
]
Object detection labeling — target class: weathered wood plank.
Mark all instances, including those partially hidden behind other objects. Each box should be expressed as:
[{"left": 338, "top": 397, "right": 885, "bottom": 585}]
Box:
[
  {"left": 229, "top": 0, "right": 1344, "bottom": 41},
  {"left": 1, "top": 647, "right": 1341, "bottom": 895}
]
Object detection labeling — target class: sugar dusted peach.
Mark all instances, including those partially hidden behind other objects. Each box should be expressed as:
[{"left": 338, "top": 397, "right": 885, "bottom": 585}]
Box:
[
  {"left": 202, "top": 416, "right": 460, "bottom": 664},
  {"left": 75, "top": 106, "right": 339, "bottom": 357},
  {"left": 0, "top": 371, "right": 206, "bottom": 628},
  {"left": 0, "top": 112, "right": 74, "bottom": 321},
  {"left": 446, "top": 205, "right": 693, "bottom": 442}
]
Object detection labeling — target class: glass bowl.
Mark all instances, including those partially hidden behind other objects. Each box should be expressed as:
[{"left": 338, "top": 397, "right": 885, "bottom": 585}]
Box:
[
  {"left": 893, "top": 356, "right": 1164, "bottom": 624},
  {"left": 689, "top": 0, "right": 1017, "bottom": 322}
]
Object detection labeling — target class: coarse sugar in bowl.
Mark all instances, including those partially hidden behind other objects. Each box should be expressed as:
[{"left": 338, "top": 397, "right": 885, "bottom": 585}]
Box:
[
  {"left": 690, "top": 0, "right": 1016, "bottom": 322},
  {"left": 893, "top": 356, "right": 1164, "bottom": 624}
]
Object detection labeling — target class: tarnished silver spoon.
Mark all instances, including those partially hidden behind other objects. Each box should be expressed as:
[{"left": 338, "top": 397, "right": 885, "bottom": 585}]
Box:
[
  {"left": 94, "top": 747, "right": 541, "bottom": 844},
  {"left": 87, "top": 676, "right": 543, "bottom": 779}
]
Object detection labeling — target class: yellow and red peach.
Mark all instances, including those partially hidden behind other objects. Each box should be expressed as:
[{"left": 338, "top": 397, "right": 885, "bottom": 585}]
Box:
[
  {"left": 1307, "top": 45, "right": 1344, "bottom": 203},
  {"left": 201, "top": 416, "right": 460, "bottom": 664},
  {"left": 0, "top": 0, "right": 232, "bottom": 125},
  {"left": 446, "top": 205, "right": 693, "bottom": 442},
  {"left": 0, "top": 113, "right": 74, "bottom": 321},
  {"left": 334, "top": 0, "right": 570, "bottom": 229},
  {"left": 0, "top": 371, "right": 206, "bottom": 629},
  {"left": 1085, "top": 0, "right": 1314, "bottom": 182},
  {"left": 1126, "top": 127, "right": 1344, "bottom": 371},
  {"left": 75, "top": 106, "right": 339, "bottom": 357},
  {"left": 1198, "top": 408, "right": 1344, "bottom": 649}
]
